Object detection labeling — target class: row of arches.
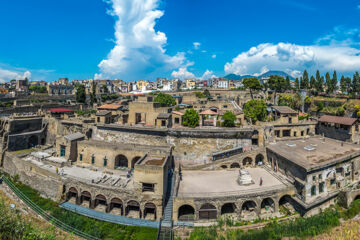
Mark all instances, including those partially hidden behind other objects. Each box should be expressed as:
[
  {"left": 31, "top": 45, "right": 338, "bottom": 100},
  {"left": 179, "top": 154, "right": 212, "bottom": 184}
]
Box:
[
  {"left": 178, "top": 195, "right": 292, "bottom": 221},
  {"left": 67, "top": 187, "right": 157, "bottom": 220},
  {"left": 114, "top": 155, "right": 141, "bottom": 169},
  {"left": 220, "top": 154, "right": 265, "bottom": 169}
]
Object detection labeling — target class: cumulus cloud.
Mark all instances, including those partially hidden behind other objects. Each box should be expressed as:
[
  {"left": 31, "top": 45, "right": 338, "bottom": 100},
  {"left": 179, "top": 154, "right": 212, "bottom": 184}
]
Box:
[
  {"left": 96, "top": 0, "right": 187, "bottom": 80},
  {"left": 193, "top": 42, "right": 201, "bottom": 50},
  {"left": 224, "top": 42, "right": 360, "bottom": 77},
  {"left": 201, "top": 70, "right": 216, "bottom": 80},
  {"left": 211, "top": 54, "right": 217, "bottom": 59},
  {"left": 171, "top": 67, "right": 195, "bottom": 79},
  {"left": 0, "top": 68, "right": 31, "bottom": 83}
]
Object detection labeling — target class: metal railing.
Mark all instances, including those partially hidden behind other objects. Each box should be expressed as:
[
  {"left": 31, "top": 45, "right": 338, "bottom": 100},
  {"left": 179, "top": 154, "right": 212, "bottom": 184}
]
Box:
[{"left": 1, "top": 176, "right": 100, "bottom": 240}]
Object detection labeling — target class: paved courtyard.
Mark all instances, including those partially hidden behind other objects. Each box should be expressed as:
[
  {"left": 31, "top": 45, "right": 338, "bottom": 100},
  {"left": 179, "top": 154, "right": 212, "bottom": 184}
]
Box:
[{"left": 178, "top": 168, "right": 286, "bottom": 197}]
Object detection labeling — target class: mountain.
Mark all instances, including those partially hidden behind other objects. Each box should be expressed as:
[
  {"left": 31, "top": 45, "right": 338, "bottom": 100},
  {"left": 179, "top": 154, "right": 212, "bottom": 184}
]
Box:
[{"left": 224, "top": 70, "right": 295, "bottom": 81}]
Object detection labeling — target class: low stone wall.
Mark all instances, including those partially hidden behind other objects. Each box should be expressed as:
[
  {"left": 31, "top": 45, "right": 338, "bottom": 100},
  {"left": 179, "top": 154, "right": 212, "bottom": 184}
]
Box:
[{"left": 2, "top": 153, "right": 63, "bottom": 200}]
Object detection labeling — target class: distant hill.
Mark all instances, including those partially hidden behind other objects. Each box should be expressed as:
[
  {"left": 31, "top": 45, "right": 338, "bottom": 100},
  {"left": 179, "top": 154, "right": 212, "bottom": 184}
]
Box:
[{"left": 224, "top": 70, "right": 294, "bottom": 81}]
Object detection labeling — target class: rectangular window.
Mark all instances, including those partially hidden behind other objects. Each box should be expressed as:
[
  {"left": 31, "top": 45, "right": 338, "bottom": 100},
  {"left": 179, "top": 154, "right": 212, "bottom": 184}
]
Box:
[
  {"left": 60, "top": 145, "right": 66, "bottom": 157},
  {"left": 275, "top": 130, "right": 280, "bottom": 137},
  {"left": 142, "top": 183, "right": 155, "bottom": 192},
  {"left": 319, "top": 174, "right": 322, "bottom": 180},
  {"left": 91, "top": 155, "right": 95, "bottom": 164},
  {"left": 311, "top": 186, "right": 316, "bottom": 196},
  {"left": 175, "top": 118, "right": 180, "bottom": 124},
  {"left": 330, "top": 179, "right": 336, "bottom": 185},
  {"left": 97, "top": 117, "right": 100, "bottom": 122},
  {"left": 79, "top": 154, "right": 83, "bottom": 161},
  {"left": 294, "top": 131, "right": 297, "bottom": 137},
  {"left": 312, "top": 176, "right": 316, "bottom": 181},
  {"left": 104, "top": 157, "right": 107, "bottom": 167},
  {"left": 288, "top": 117, "right": 292, "bottom": 124},
  {"left": 319, "top": 182, "right": 324, "bottom": 193},
  {"left": 283, "top": 130, "right": 291, "bottom": 137},
  {"left": 301, "top": 131, "right": 304, "bottom": 136},
  {"left": 161, "top": 120, "right": 166, "bottom": 126}
]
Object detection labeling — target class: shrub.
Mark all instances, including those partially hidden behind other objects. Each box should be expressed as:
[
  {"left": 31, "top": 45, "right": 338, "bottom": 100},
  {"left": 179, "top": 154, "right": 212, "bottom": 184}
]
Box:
[
  {"left": 221, "top": 111, "right": 236, "bottom": 127},
  {"left": 182, "top": 109, "right": 199, "bottom": 128},
  {"left": 243, "top": 99, "right": 267, "bottom": 123},
  {"left": 154, "top": 93, "right": 176, "bottom": 107}
]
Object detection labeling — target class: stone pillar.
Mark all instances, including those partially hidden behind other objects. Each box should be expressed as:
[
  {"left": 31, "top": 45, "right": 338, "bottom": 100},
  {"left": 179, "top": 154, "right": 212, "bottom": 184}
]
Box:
[
  {"left": 276, "top": 160, "right": 279, "bottom": 172},
  {"left": 106, "top": 204, "right": 110, "bottom": 213},
  {"left": 195, "top": 210, "right": 199, "bottom": 221},
  {"left": 76, "top": 196, "right": 81, "bottom": 205},
  {"left": 274, "top": 201, "right": 279, "bottom": 214},
  {"left": 90, "top": 199, "right": 95, "bottom": 209}
]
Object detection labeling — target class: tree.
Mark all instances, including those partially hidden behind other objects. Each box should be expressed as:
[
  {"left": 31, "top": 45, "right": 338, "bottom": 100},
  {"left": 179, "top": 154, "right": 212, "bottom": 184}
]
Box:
[
  {"left": 340, "top": 76, "right": 351, "bottom": 94},
  {"left": 222, "top": 111, "right": 236, "bottom": 127},
  {"left": 300, "top": 70, "right": 309, "bottom": 89},
  {"left": 90, "top": 82, "right": 97, "bottom": 105},
  {"left": 154, "top": 93, "right": 176, "bottom": 107},
  {"left": 332, "top": 71, "right": 338, "bottom": 93},
  {"left": 203, "top": 89, "right": 211, "bottom": 98},
  {"left": 182, "top": 108, "right": 199, "bottom": 128},
  {"left": 102, "top": 84, "right": 108, "bottom": 93},
  {"left": 268, "top": 75, "right": 286, "bottom": 92},
  {"left": 243, "top": 99, "right": 267, "bottom": 123},
  {"left": 295, "top": 78, "right": 300, "bottom": 91},
  {"left": 310, "top": 76, "right": 316, "bottom": 90},
  {"left": 285, "top": 76, "right": 291, "bottom": 90},
  {"left": 325, "top": 72, "right": 332, "bottom": 93},
  {"left": 353, "top": 72, "right": 360, "bottom": 97},
  {"left": 242, "top": 77, "right": 262, "bottom": 99},
  {"left": 76, "top": 84, "right": 86, "bottom": 103},
  {"left": 315, "top": 70, "right": 323, "bottom": 93}
]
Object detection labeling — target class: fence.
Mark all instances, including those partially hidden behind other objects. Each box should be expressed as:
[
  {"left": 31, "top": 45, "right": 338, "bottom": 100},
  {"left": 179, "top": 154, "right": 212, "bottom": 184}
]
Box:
[{"left": 1, "top": 176, "right": 100, "bottom": 240}]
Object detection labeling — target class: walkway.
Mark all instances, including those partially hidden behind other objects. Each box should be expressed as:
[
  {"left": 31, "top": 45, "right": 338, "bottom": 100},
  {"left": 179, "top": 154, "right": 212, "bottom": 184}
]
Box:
[{"left": 60, "top": 202, "right": 160, "bottom": 228}]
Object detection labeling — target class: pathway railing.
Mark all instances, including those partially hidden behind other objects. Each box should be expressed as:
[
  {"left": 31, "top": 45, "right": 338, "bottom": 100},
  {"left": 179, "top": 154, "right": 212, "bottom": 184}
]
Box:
[{"left": 1, "top": 176, "right": 100, "bottom": 240}]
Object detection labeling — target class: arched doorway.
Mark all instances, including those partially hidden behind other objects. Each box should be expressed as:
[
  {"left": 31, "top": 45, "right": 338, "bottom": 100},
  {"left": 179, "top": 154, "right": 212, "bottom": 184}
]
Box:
[
  {"left": 178, "top": 205, "right": 195, "bottom": 221},
  {"left": 261, "top": 198, "right": 275, "bottom": 213},
  {"left": 255, "top": 154, "right": 264, "bottom": 166},
  {"left": 279, "top": 195, "right": 294, "bottom": 216},
  {"left": 243, "top": 157, "right": 252, "bottom": 167},
  {"left": 199, "top": 203, "right": 217, "bottom": 220},
  {"left": 109, "top": 198, "right": 123, "bottom": 215},
  {"left": 230, "top": 162, "right": 240, "bottom": 168},
  {"left": 220, "top": 165, "right": 227, "bottom": 169},
  {"left": 80, "top": 191, "right": 91, "bottom": 208},
  {"left": 241, "top": 201, "right": 257, "bottom": 218},
  {"left": 144, "top": 202, "right": 157, "bottom": 220},
  {"left": 114, "top": 155, "right": 128, "bottom": 169},
  {"left": 221, "top": 203, "right": 236, "bottom": 215},
  {"left": 126, "top": 200, "right": 141, "bottom": 218},
  {"left": 28, "top": 135, "right": 38, "bottom": 148},
  {"left": 67, "top": 187, "right": 78, "bottom": 204},
  {"left": 94, "top": 194, "right": 107, "bottom": 211},
  {"left": 131, "top": 156, "right": 141, "bottom": 168}
]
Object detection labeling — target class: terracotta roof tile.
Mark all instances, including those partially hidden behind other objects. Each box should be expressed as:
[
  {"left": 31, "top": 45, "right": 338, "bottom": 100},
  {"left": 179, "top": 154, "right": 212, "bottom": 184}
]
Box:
[{"left": 318, "top": 115, "right": 358, "bottom": 126}]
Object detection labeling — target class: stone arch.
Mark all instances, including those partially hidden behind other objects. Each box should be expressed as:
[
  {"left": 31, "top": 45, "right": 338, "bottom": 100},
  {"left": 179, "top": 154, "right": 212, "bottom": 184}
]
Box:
[
  {"left": 109, "top": 198, "right": 123, "bottom": 215},
  {"left": 230, "top": 162, "right": 240, "bottom": 168},
  {"left": 279, "top": 195, "right": 294, "bottom": 215},
  {"left": 199, "top": 203, "right": 217, "bottom": 220},
  {"left": 126, "top": 200, "right": 141, "bottom": 218},
  {"left": 354, "top": 195, "right": 360, "bottom": 201},
  {"left": 220, "top": 165, "right": 228, "bottom": 169},
  {"left": 131, "top": 156, "right": 141, "bottom": 168},
  {"left": 115, "top": 154, "right": 128, "bottom": 169},
  {"left": 66, "top": 187, "right": 78, "bottom": 203},
  {"left": 243, "top": 157, "right": 252, "bottom": 167},
  {"left": 255, "top": 154, "right": 264, "bottom": 166},
  {"left": 28, "top": 135, "right": 38, "bottom": 148},
  {"left": 221, "top": 202, "right": 236, "bottom": 215},
  {"left": 80, "top": 191, "right": 92, "bottom": 208},
  {"left": 261, "top": 197, "right": 275, "bottom": 213},
  {"left": 178, "top": 204, "right": 195, "bottom": 221},
  {"left": 144, "top": 202, "right": 157, "bottom": 220},
  {"left": 94, "top": 194, "right": 107, "bottom": 211},
  {"left": 241, "top": 200, "right": 257, "bottom": 217}
]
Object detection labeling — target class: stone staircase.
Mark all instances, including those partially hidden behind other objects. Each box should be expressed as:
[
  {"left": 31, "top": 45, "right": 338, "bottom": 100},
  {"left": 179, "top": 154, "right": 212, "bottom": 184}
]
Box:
[{"left": 157, "top": 172, "right": 176, "bottom": 240}]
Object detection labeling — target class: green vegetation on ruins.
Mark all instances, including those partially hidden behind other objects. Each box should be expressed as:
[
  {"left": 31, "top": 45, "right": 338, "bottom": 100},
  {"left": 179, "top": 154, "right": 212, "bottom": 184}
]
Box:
[
  {"left": 184, "top": 199, "right": 360, "bottom": 240},
  {"left": 4, "top": 175, "right": 157, "bottom": 240}
]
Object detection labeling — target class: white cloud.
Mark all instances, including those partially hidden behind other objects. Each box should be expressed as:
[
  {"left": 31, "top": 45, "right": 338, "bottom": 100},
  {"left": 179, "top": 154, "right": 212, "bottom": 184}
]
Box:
[
  {"left": 201, "top": 70, "right": 216, "bottom": 80},
  {"left": 211, "top": 54, "right": 217, "bottom": 59},
  {"left": 96, "top": 0, "right": 187, "bottom": 81},
  {"left": 193, "top": 42, "right": 201, "bottom": 50},
  {"left": 0, "top": 68, "right": 31, "bottom": 83},
  {"left": 171, "top": 67, "right": 195, "bottom": 79},
  {"left": 224, "top": 42, "right": 360, "bottom": 76}
]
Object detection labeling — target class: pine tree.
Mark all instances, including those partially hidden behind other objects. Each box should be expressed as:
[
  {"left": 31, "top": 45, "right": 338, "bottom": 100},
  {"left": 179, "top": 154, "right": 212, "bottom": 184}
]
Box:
[
  {"left": 310, "top": 76, "right": 316, "bottom": 90},
  {"left": 295, "top": 78, "right": 300, "bottom": 91},
  {"left": 315, "top": 70, "right": 323, "bottom": 93},
  {"left": 340, "top": 76, "right": 346, "bottom": 93},
  {"left": 285, "top": 76, "right": 291, "bottom": 90},
  {"left": 325, "top": 72, "right": 332, "bottom": 93},
  {"left": 352, "top": 72, "right": 360, "bottom": 97},
  {"left": 332, "top": 71, "right": 338, "bottom": 93},
  {"left": 302, "top": 70, "right": 309, "bottom": 89}
]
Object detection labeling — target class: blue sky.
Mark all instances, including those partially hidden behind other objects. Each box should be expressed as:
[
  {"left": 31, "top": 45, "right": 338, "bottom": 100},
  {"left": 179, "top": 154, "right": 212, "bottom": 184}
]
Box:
[{"left": 0, "top": 0, "right": 359, "bottom": 82}]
